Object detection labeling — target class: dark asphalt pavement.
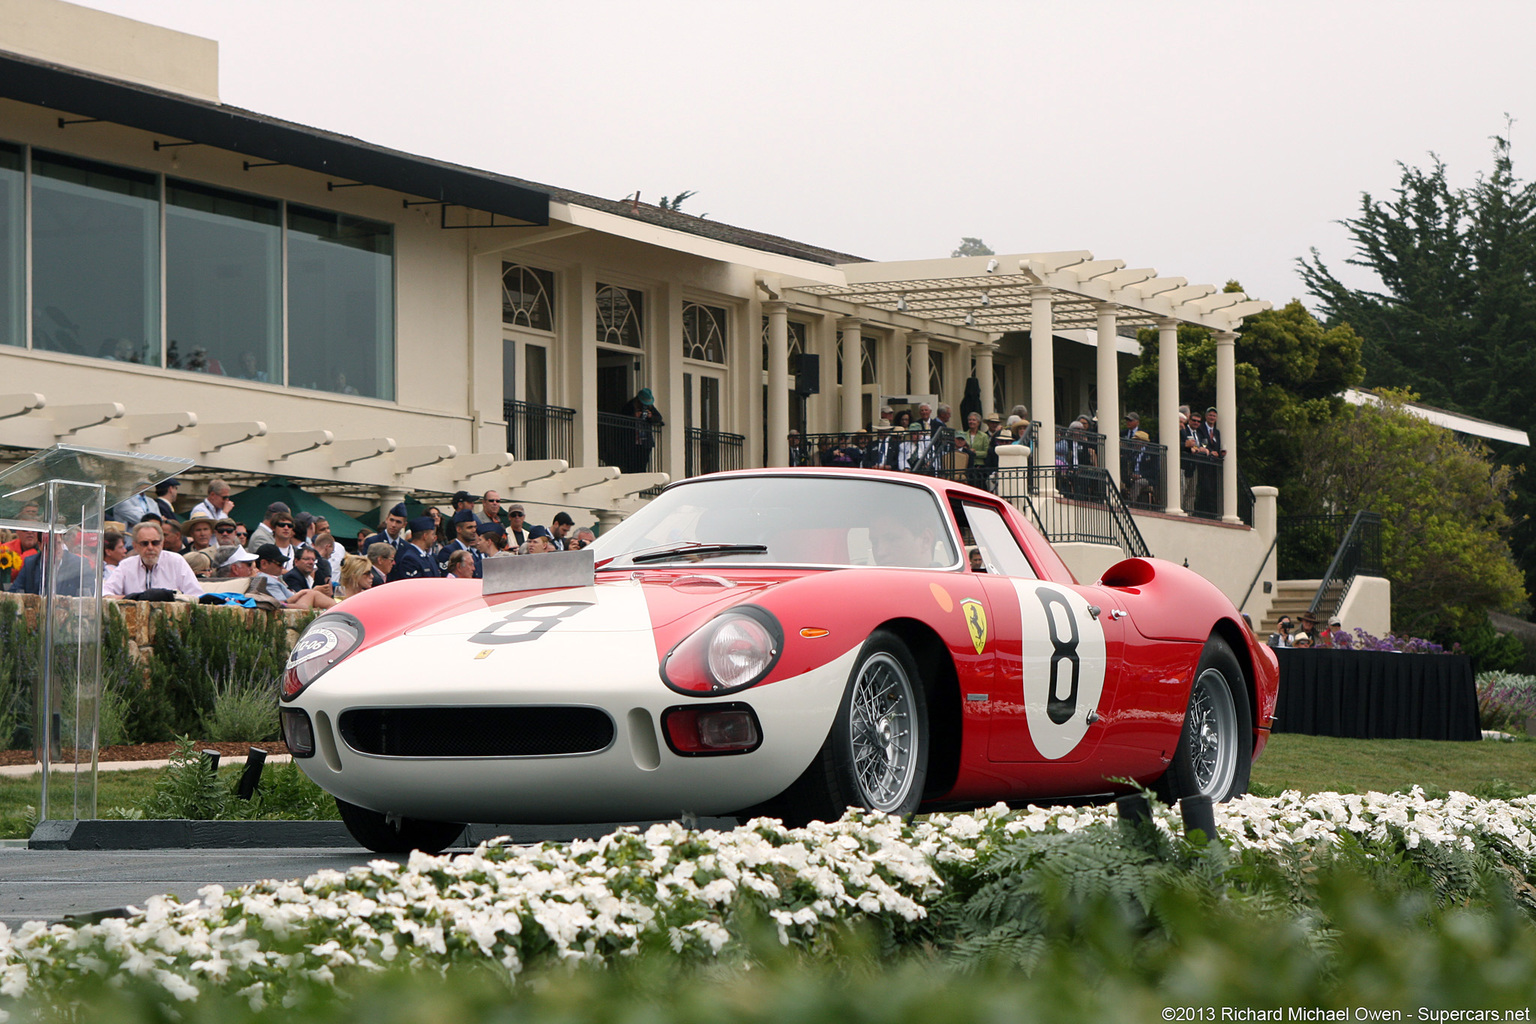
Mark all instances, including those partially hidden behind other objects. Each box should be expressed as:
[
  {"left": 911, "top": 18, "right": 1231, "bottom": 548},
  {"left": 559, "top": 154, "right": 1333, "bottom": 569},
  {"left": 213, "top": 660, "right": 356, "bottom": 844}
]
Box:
[{"left": 0, "top": 846, "right": 397, "bottom": 928}]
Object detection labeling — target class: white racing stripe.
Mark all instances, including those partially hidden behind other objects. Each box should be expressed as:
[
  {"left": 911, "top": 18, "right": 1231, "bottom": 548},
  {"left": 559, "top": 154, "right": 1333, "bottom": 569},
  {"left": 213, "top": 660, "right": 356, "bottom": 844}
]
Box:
[{"left": 1010, "top": 579, "right": 1109, "bottom": 760}]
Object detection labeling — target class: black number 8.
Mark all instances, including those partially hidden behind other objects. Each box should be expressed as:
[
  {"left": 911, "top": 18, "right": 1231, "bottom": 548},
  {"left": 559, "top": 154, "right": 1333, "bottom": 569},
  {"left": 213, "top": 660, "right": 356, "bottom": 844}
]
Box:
[
  {"left": 470, "top": 602, "right": 591, "bottom": 645},
  {"left": 1036, "top": 589, "right": 1080, "bottom": 725}
]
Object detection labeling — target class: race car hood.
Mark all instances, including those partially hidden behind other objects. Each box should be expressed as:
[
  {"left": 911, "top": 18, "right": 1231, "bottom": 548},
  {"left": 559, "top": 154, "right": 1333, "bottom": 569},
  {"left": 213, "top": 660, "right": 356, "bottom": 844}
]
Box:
[{"left": 398, "top": 569, "right": 802, "bottom": 640}]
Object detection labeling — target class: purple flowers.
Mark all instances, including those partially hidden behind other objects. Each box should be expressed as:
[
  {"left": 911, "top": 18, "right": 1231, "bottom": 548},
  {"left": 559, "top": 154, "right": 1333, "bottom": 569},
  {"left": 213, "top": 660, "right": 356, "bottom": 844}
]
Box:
[
  {"left": 1327, "top": 627, "right": 1446, "bottom": 654},
  {"left": 1476, "top": 671, "right": 1536, "bottom": 733}
]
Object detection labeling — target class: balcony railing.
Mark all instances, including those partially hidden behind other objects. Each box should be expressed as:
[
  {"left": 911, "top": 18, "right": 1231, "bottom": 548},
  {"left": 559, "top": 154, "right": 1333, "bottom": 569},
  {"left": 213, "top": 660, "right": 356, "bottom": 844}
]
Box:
[
  {"left": 686, "top": 428, "right": 746, "bottom": 478},
  {"left": 597, "top": 411, "right": 664, "bottom": 474},
  {"left": 993, "top": 466, "right": 1152, "bottom": 559},
  {"left": 503, "top": 400, "right": 576, "bottom": 464}
]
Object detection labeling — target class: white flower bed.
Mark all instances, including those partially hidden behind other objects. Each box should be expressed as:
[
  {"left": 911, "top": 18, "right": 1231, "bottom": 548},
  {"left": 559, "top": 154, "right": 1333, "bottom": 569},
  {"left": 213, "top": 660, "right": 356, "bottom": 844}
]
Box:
[{"left": 3, "top": 790, "right": 1536, "bottom": 1014}]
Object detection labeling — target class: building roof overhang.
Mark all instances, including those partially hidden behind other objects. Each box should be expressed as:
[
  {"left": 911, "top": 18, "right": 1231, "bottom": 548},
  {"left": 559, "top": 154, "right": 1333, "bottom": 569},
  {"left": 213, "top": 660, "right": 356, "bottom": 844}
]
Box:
[
  {"left": 787, "top": 251, "right": 1270, "bottom": 336},
  {"left": 1343, "top": 389, "right": 1531, "bottom": 447},
  {"left": 0, "top": 50, "right": 551, "bottom": 225}
]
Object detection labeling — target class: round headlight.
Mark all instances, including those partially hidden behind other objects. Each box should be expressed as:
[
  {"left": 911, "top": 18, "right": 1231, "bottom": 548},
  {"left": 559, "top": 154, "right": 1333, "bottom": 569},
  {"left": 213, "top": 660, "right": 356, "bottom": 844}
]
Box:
[
  {"left": 707, "top": 616, "right": 774, "bottom": 690},
  {"left": 661, "top": 607, "right": 783, "bottom": 697},
  {"left": 281, "top": 613, "right": 364, "bottom": 700}
]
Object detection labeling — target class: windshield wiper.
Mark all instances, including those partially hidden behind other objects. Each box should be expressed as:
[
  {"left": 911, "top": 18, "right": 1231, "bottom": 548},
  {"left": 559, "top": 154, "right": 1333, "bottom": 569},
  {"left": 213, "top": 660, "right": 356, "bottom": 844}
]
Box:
[{"left": 627, "top": 542, "right": 769, "bottom": 564}]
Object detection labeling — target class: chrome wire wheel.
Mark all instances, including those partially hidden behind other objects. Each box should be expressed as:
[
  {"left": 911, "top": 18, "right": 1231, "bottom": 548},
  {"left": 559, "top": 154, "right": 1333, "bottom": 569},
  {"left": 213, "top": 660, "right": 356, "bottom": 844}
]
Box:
[
  {"left": 847, "top": 650, "right": 918, "bottom": 811},
  {"left": 1187, "top": 666, "right": 1239, "bottom": 799}
]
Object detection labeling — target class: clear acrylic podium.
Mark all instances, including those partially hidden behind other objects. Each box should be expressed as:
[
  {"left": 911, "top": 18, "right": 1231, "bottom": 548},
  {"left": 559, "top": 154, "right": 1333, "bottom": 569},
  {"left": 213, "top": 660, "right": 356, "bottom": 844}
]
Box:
[{"left": 0, "top": 444, "right": 191, "bottom": 821}]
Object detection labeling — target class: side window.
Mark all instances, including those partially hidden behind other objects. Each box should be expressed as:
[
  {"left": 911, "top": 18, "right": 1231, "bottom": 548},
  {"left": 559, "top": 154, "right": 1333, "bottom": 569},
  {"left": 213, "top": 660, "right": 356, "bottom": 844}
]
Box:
[{"left": 962, "top": 503, "right": 1038, "bottom": 579}]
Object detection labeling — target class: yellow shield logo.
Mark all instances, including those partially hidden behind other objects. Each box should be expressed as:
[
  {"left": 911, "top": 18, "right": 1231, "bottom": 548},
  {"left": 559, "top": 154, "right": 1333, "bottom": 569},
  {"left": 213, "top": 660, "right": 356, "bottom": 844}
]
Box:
[{"left": 961, "top": 598, "right": 987, "bottom": 654}]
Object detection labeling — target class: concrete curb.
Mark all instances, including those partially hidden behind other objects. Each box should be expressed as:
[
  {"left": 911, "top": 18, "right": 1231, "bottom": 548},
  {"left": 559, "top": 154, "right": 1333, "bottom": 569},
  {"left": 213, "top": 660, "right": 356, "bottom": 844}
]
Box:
[{"left": 27, "top": 818, "right": 740, "bottom": 850}]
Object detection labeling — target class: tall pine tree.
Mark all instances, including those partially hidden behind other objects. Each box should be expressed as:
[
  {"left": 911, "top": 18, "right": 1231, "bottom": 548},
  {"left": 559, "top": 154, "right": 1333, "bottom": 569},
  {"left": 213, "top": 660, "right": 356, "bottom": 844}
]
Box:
[{"left": 1299, "top": 132, "right": 1536, "bottom": 601}]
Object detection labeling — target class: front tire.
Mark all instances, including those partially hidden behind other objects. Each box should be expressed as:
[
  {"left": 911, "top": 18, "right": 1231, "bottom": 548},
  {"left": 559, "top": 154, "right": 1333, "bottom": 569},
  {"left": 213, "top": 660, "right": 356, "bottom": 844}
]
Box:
[
  {"left": 335, "top": 797, "right": 466, "bottom": 854},
  {"left": 1159, "top": 635, "right": 1252, "bottom": 803},
  {"left": 779, "top": 630, "right": 929, "bottom": 824}
]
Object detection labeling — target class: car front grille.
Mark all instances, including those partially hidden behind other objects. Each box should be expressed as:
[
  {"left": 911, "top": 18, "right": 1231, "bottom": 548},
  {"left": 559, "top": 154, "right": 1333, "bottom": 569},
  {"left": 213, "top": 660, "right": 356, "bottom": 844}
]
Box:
[{"left": 338, "top": 706, "right": 615, "bottom": 758}]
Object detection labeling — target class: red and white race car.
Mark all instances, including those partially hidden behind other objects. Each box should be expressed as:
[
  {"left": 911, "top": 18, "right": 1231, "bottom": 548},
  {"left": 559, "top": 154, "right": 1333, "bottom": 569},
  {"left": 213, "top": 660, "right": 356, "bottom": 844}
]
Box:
[{"left": 280, "top": 468, "right": 1278, "bottom": 852}]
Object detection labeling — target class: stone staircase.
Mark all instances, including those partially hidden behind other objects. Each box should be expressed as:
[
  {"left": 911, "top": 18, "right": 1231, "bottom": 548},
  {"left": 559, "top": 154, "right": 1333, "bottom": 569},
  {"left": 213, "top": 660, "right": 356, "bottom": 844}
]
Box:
[{"left": 1257, "top": 579, "right": 1344, "bottom": 637}]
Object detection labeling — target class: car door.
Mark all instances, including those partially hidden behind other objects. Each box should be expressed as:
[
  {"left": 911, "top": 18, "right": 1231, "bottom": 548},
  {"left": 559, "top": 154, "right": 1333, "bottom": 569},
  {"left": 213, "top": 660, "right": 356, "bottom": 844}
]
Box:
[{"left": 960, "top": 501, "right": 1127, "bottom": 765}]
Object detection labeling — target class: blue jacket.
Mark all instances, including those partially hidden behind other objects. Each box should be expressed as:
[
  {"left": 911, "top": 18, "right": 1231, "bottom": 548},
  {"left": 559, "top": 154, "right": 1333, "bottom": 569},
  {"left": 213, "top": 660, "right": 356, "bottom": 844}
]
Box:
[{"left": 389, "top": 542, "right": 442, "bottom": 581}]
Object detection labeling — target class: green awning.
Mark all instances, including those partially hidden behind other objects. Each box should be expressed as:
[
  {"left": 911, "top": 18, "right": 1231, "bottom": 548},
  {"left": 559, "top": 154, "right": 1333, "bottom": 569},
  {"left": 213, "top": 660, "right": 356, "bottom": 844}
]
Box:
[{"left": 227, "top": 479, "right": 373, "bottom": 545}]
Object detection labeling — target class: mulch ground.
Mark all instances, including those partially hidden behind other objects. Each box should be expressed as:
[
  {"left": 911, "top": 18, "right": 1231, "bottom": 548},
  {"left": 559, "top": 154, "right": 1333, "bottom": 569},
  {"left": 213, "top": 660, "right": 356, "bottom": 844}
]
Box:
[{"left": 0, "top": 741, "right": 290, "bottom": 767}]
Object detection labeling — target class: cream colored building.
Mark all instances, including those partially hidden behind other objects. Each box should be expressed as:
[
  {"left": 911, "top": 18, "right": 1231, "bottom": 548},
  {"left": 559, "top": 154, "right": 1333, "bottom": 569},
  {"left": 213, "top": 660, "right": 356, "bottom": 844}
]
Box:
[{"left": 0, "top": 0, "right": 1303, "bottom": 619}]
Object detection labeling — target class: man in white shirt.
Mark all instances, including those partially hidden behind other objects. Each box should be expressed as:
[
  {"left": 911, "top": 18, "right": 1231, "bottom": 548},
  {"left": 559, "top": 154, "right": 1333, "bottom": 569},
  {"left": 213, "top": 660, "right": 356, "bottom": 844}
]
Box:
[
  {"left": 188, "top": 479, "right": 234, "bottom": 523},
  {"left": 103, "top": 521, "right": 204, "bottom": 598}
]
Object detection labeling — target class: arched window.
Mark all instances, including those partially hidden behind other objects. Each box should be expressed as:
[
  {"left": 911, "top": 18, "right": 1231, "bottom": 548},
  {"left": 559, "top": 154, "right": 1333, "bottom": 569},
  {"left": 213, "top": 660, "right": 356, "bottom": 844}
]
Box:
[
  {"left": 501, "top": 263, "right": 555, "bottom": 331},
  {"left": 761, "top": 316, "right": 806, "bottom": 370},
  {"left": 596, "top": 284, "right": 644, "bottom": 347},
  {"left": 683, "top": 302, "right": 728, "bottom": 363}
]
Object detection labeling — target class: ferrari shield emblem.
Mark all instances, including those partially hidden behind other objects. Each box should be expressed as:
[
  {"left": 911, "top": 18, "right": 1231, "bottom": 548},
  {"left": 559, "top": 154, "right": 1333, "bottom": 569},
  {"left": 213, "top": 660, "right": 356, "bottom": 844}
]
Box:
[{"left": 960, "top": 598, "right": 987, "bottom": 654}]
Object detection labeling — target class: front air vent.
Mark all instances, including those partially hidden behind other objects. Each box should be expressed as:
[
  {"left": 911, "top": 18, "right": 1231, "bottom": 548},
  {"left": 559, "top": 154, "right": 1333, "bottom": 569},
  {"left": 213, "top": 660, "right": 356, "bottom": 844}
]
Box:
[{"left": 338, "top": 706, "right": 615, "bottom": 758}]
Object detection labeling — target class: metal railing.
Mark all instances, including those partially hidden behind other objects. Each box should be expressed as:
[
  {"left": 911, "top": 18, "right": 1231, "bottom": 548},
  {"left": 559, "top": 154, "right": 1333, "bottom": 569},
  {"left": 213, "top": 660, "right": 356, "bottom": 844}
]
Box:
[
  {"left": 1308, "top": 510, "right": 1383, "bottom": 616},
  {"left": 597, "top": 411, "right": 664, "bottom": 474},
  {"left": 1120, "top": 438, "right": 1167, "bottom": 511},
  {"left": 685, "top": 428, "right": 746, "bottom": 478},
  {"left": 1276, "top": 512, "right": 1383, "bottom": 581},
  {"left": 503, "top": 401, "right": 576, "bottom": 464},
  {"left": 993, "top": 466, "right": 1152, "bottom": 559}
]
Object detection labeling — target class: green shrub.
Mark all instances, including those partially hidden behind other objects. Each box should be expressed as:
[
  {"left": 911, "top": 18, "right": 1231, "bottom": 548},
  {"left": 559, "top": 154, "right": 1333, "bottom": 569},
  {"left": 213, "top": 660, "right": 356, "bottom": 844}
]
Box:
[
  {"left": 138, "top": 738, "right": 339, "bottom": 821},
  {"left": 1454, "top": 618, "right": 1528, "bottom": 672},
  {"left": 199, "top": 669, "right": 279, "bottom": 742}
]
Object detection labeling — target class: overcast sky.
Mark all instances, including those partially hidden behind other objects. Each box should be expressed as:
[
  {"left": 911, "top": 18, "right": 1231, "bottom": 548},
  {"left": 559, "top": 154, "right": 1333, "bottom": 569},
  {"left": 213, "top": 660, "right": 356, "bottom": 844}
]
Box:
[{"left": 72, "top": 0, "right": 1535, "bottom": 310}]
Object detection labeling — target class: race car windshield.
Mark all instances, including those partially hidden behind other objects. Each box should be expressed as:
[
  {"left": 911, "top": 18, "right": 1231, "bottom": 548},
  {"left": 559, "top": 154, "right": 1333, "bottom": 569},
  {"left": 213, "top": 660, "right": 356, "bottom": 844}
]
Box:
[{"left": 591, "top": 476, "right": 960, "bottom": 569}]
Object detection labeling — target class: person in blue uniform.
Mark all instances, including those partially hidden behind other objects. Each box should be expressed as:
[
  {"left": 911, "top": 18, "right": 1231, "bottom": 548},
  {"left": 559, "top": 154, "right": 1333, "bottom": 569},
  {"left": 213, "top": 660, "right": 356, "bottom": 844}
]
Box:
[
  {"left": 363, "top": 503, "right": 409, "bottom": 555},
  {"left": 388, "top": 515, "right": 442, "bottom": 581},
  {"left": 437, "top": 508, "right": 483, "bottom": 578}
]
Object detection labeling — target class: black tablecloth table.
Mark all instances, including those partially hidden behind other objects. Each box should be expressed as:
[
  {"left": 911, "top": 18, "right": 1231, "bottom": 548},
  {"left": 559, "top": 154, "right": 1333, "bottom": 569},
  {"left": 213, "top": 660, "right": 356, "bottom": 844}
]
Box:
[{"left": 1271, "top": 648, "right": 1480, "bottom": 740}]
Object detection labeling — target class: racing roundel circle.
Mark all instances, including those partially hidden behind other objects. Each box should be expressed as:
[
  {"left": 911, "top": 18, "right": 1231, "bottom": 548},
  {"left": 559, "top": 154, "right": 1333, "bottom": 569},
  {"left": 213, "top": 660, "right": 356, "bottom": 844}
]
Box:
[
  {"left": 287, "top": 628, "right": 339, "bottom": 668},
  {"left": 1011, "top": 580, "right": 1108, "bottom": 760}
]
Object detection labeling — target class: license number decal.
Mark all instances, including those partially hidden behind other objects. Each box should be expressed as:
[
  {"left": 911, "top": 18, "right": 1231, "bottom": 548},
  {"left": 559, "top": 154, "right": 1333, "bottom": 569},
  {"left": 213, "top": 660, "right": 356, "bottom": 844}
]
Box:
[
  {"left": 468, "top": 601, "right": 593, "bottom": 645},
  {"left": 1016, "top": 582, "right": 1107, "bottom": 760},
  {"left": 288, "top": 628, "right": 339, "bottom": 668}
]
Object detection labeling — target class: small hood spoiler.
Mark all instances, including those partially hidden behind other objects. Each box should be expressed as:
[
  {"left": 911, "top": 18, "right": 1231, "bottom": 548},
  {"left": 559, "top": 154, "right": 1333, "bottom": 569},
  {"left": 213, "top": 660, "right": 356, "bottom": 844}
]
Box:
[{"left": 482, "top": 548, "right": 596, "bottom": 595}]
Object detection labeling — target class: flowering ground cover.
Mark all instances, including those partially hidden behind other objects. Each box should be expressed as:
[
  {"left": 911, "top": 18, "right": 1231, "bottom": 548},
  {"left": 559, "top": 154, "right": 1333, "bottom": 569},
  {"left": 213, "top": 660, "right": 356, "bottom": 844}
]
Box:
[{"left": 7, "top": 789, "right": 1536, "bottom": 1018}]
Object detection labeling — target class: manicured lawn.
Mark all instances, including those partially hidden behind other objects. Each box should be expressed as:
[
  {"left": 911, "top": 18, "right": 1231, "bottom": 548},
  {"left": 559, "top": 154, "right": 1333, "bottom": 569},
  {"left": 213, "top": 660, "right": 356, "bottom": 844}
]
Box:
[
  {"left": 0, "top": 767, "right": 163, "bottom": 839},
  {"left": 1251, "top": 732, "right": 1536, "bottom": 797}
]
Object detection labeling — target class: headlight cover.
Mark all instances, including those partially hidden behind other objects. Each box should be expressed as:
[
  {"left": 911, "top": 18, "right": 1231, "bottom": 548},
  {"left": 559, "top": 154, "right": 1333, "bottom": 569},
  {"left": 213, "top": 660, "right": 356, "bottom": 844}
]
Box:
[
  {"left": 281, "top": 613, "right": 364, "bottom": 701},
  {"left": 661, "top": 606, "right": 783, "bottom": 697}
]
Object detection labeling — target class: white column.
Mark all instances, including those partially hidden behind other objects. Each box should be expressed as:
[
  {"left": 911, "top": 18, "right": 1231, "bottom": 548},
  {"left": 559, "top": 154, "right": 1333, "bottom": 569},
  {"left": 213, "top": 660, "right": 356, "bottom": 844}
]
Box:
[
  {"left": 657, "top": 281, "right": 684, "bottom": 479},
  {"left": 1215, "top": 329, "right": 1239, "bottom": 523},
  {"left": 973, "top": 341, "right": 997, "bottom": 420},
  {"left": 1029, "top": 287, "right": 1055, "bottom": 469},
  {"left": 815, "top": 314, "right": 838, "bottom": 433},
  {"left": 907, "top": 332, "right": 932, "bottom": 398},
  {"left": 565, "top": 263, "right": 599, "bottom": 469},
  {"left": 1095, "top": 303, "right": 1120, "bottom": 488},
  {"left": 1157, "top": 318, "right": 1184, "bottom": 516},
  {"left": 838, "top": 318, "right": 864, "bottom": 432},
  {"left": 881, "top": 328, "right": 904, "bottom": 408},
  {"left": 765, "top": 300, "right": 790, "bottom": 467}
]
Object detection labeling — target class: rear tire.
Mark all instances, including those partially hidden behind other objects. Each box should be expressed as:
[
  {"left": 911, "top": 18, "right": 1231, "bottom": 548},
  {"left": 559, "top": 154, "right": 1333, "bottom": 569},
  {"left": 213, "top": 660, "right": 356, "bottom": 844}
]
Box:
[
  {"left": 1158, "top": 635, "right": 1252, "bottom": 803},
  {"left": 778, "top": 630, "right": 929, "bottom": 824},
  {"left": 335, "top": 797, "right": 466, "bottom": 854}
]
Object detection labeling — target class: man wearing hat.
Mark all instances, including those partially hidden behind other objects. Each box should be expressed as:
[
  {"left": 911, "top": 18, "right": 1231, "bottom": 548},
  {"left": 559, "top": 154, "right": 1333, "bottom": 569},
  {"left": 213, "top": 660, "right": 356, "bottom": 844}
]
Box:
[
  {"left": 363, "top": 503, "right": 409, "bottom": 555},
  {"left": 505, "top": 502, "right": 529, "bottom": 549},
  {"left": 451, "top": 491, "right": 476, "bottom": 516},
  {"left": 254, "top": 544, "right": 336, "bottom": 609},
  {"left": 549, "top": 511, "right": 575, "bottom": 550},
  {"left": 619, "top": 387, "right": 663, "bottom": 473},
  {"left": 863, "top": 423, "right": 899, "bottom": 470},
  {"left": 389, "top": 515, "right": 442, "bottom": 581},
  {"left": 437, "top": 509, "right": 484, "bottom": 577},
  {"left": 153, "top": 478, "right": 181, "bottom": 522},
  {"left": 246, "top": 501, "right": 292, "bottom": 553}
]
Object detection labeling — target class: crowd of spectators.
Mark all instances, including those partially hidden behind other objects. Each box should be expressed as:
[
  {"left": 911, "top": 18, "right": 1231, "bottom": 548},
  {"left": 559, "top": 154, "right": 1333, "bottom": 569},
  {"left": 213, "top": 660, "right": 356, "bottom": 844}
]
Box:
[{"left": 1, "top": 477, "right": 596, "bottom": 606}]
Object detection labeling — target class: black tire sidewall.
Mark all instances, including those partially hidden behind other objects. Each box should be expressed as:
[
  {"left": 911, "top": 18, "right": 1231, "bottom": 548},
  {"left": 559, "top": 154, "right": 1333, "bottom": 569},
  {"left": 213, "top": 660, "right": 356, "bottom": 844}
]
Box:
[
  {"left": 1161, "top": 635, "right": 1252, "bottom": 803},
  {"left": 826, "top": 630, "right": 930, "bottom": 816},
  {"left": 335, "top": 797, "right": 466, "bottom": 854}
]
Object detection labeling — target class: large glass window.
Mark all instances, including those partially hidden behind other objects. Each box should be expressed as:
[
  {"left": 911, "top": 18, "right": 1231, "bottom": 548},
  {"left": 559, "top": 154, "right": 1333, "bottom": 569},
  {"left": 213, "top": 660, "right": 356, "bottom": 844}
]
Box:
[
  {"left": 0, "top": 143, "right": 20, "bottom": 348},
  {"left": 31, "top": 150, "right": 159, "bottom": 364},
  {"left": 287, "top": 205, "right": 394, "bottom": 399},
  {"left": 166, "top": 179, "right": 281, "bottom": 381}
]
